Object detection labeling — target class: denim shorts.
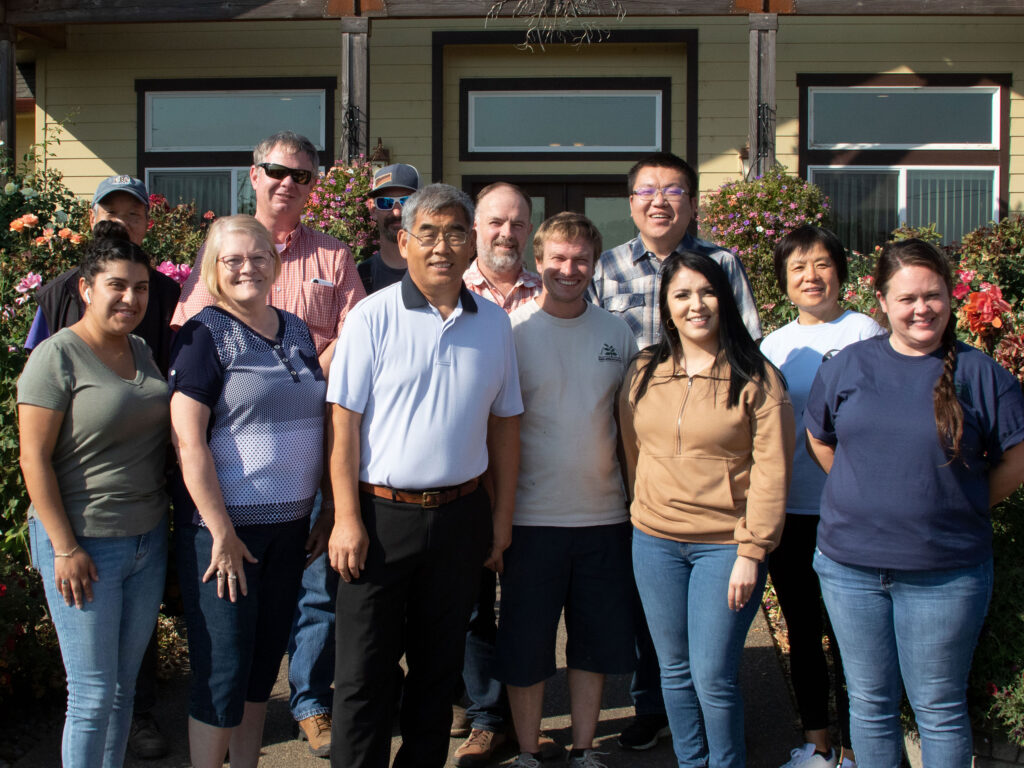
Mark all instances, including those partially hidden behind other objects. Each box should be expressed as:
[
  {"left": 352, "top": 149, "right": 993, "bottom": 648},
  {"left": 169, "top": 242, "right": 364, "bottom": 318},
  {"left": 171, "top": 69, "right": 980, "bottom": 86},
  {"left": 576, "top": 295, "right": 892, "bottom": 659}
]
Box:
[
  {"left": 495, "top": 522, "right": 635, "bottom": 686},
  {"left": 177, "top": 517, "right": 308, "bottom": 727}
]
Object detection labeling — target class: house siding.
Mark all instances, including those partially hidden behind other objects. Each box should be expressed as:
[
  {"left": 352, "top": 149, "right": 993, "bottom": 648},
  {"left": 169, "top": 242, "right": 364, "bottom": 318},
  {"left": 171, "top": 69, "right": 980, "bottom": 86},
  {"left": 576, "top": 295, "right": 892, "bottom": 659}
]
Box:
[{"left": 33, "top": 20, "right": 344, "bottom": 197}]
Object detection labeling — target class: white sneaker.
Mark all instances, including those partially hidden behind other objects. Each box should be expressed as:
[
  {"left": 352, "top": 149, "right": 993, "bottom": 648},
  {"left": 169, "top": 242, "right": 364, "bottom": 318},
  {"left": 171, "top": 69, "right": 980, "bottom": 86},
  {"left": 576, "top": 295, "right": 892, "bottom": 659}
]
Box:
[
  {"left": 779, "top": 743, "right": 837, "bottom": 768},
  {"left": 509, "top": 753, "right": 541, "bottom": 768}
]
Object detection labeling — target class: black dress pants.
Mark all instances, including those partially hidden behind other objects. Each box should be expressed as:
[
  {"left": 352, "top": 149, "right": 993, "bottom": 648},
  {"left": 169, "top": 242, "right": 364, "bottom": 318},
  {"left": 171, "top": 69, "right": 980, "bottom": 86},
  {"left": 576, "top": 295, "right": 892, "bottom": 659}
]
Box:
[{"left": 331, "top": 487, "right": 492, "bottom": 768}]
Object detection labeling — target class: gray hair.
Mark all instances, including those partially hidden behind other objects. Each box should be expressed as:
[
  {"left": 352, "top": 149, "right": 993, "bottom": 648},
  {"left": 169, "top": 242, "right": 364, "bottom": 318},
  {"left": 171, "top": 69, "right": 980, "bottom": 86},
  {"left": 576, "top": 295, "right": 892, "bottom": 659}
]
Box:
[
  {"left": 253, "top": 131, "right": 319, "bottom": 168},
  {"left": 401, "top": 184, "right": 475, "bottom": 232}
]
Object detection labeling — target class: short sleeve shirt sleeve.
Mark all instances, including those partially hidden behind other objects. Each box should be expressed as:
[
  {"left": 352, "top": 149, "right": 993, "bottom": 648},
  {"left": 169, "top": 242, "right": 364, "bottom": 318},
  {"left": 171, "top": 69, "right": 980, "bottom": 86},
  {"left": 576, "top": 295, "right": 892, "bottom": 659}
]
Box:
[
  {"left": 803, "top": 357, "right": 839, "bottom": 445},
  {"left": 490, "top": 314, "right": 524, "bottom": 418},
  {"left": 168, "top": 320, "right": 224, "bottom": 409},
  {"left": 327, "top": 304, "right": 373, "bottom": 413},
  {"left": 17, "top": 337, "right": 72, "bottom": 412}
]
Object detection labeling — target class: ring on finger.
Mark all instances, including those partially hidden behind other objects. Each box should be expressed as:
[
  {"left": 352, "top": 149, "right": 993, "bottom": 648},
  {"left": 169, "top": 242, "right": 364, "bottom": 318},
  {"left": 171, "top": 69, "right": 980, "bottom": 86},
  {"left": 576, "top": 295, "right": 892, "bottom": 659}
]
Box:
[
  {"left": 217, "top": 570, "right": 226, "bottom": 579},
  {"left": 228, "top": 574, "right": 238, "bottom": 581}
]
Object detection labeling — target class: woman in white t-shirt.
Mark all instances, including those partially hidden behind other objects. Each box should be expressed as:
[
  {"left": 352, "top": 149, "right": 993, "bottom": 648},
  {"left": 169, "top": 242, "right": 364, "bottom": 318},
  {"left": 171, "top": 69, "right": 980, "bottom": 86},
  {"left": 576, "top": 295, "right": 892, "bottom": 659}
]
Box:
[{"left": 759, "top": 226, "right": 883, "bottom": 768}]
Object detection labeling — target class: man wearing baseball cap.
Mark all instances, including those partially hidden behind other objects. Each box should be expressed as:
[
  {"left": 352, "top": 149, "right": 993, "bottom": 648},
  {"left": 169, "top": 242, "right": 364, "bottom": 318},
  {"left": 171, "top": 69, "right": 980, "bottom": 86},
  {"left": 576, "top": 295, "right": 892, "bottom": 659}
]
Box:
[
  {"left": 25, "top": 174, "right": 181, "bottom": 760},
  {"left": 357, "top": 163, "right": 420, "bottom": 295}
]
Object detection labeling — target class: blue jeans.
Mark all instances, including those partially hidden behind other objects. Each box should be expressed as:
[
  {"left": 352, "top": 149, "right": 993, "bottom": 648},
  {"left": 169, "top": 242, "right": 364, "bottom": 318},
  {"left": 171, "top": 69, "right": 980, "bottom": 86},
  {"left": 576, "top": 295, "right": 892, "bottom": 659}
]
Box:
[
  {"left": 814, "top": 550, "right": 992, "bottom": 768},
  {"left": 288, "top": 493, "right": 340, "bottom": 721},
  {"left": 462, "top": 567, "right": 509, "bottom": 732},
  {"left": 632, "top": 530, "right": 765, "bottom": 768},
  {"left": 30, "top": 516, "right": 167, "bottom": 768}
]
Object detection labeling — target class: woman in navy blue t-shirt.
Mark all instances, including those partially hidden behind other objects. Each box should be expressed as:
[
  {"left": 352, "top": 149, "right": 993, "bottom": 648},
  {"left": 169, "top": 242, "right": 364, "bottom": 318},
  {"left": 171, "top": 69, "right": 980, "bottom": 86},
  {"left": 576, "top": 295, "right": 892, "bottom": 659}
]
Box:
[{"left": 804, "top": 238, "right": 1024, "bottom": 768}]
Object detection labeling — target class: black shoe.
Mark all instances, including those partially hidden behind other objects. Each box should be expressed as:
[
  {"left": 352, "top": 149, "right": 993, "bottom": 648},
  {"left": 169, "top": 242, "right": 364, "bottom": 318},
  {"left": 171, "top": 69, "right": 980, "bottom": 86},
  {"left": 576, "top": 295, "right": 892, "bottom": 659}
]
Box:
[
  {"left": 617, "top": 713, "right": 670, "bottom": 751},
  {"left": 128, "top": 713, "right": 169, "bottom": 759}
]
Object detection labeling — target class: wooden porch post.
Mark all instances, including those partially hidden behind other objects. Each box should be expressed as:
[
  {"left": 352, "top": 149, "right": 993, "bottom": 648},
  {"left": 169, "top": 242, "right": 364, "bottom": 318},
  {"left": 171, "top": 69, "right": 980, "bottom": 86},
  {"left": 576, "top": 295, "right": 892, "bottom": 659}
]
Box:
[
  {"left": 0, "top": 18, "right": 15, "bottom": 167},
  {"left": 341, "top": 16, "right": 369, "bottom": 164},
  {"left": 747, "top": 12, "right": 777, "bottom": 179}
]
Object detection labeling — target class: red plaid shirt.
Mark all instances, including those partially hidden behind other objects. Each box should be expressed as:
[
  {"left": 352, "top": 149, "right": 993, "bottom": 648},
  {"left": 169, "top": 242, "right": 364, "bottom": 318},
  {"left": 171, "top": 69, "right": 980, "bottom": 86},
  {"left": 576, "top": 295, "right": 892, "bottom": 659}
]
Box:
[
  {"left": 172, "top": 223, "right": 365, "bottom": 354},
  {"left": 463, "top": 260, "right": 541, "bottom": 314}
]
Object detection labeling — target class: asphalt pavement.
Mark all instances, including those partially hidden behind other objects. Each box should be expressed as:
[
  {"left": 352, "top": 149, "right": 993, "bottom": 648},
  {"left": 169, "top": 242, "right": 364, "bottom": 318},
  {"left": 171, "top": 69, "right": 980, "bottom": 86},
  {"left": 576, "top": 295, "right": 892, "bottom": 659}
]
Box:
[{"left": 14, "top": 607, "right": 800, "bottom": 767}]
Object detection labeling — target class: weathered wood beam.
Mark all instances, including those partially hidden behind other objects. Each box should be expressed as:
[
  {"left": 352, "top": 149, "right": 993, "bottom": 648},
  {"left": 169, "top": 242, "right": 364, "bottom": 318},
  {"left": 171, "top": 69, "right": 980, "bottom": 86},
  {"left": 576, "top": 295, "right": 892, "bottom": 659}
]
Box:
[
  {"left": 5, "top": 0, "right": 347, "bottom": 26},
  {"left": 747, "top": 12, "right": 776, "bottom": 179},
  {"left": 779, "top": 0, "right": 1024, "bottom": 12}
]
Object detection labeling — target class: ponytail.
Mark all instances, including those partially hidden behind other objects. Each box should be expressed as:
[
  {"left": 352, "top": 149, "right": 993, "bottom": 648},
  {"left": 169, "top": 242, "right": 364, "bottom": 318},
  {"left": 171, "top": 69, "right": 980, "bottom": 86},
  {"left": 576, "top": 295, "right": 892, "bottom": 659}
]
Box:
[{"left": 934, "top": 319, "right": 963, "bottom": 460}]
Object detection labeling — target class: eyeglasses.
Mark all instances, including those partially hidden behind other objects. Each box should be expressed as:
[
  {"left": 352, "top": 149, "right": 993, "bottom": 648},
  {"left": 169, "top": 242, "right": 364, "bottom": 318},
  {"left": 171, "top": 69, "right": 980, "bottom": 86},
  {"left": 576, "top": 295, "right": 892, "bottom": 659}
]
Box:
[
  {"left": 374, "top": 195, "right": 410, "bottom": 211},
  {"left": 631, "top": 186, "right": 688, "bottom": 200},
  {"left": 405, "top": 229, "right": 470, "bottom": 248},
  {"left": 218, "top": 253, "right": 273, "bottom": 271},
  {"left": 256, "top": 162, "right": 313, "bottom": 185}
]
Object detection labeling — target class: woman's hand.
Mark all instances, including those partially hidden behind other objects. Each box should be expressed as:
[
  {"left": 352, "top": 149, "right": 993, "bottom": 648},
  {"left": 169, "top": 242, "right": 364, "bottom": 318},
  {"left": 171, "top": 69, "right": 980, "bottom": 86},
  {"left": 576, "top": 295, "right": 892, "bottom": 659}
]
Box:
[
  {"left": 54, "top": 549, "right": 99, "bottom": 609},
  {"left": 728, "top": 555, "right": 760, "bottom": 611},
  {"left": 203, "top": 529, "right": 258, "bottom": 602}
]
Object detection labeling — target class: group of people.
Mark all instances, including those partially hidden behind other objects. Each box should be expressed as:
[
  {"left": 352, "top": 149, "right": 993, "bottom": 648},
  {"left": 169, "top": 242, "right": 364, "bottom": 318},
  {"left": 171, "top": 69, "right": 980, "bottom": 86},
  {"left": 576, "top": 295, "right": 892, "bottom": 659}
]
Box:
[{"left": 16, "top": 131, "right": 1024, "bottom": 768}]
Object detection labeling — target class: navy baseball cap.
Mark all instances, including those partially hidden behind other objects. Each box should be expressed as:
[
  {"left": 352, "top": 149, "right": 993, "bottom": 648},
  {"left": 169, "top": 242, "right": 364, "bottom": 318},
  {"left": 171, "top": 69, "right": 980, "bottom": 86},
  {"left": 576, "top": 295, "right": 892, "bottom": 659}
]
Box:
[
  {"left": 371, "top": 164, "right": 420, "bottom": 196},
  {"left": 93, "top": 175, "right": 150, "bottom": 208}
]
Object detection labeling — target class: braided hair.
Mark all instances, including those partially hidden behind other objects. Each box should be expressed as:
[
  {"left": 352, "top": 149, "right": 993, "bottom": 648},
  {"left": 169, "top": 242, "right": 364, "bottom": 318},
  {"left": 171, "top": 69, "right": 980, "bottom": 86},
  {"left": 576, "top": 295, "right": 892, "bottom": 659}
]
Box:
[{"left": 874, "top": 238, "right": 963, "bottom": 459}]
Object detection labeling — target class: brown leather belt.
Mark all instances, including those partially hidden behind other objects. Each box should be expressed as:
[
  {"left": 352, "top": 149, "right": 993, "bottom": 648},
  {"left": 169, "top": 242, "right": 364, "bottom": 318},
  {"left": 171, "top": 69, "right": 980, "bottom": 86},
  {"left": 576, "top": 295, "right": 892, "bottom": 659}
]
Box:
[{"left": 358, "top": 477, "right": 480, "bottom": 509}]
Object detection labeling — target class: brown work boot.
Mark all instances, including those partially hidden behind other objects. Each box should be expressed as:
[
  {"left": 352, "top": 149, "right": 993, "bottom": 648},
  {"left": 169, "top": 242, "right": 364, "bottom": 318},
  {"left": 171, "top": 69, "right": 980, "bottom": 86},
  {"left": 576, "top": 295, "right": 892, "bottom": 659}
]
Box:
[
  {"left": 454, "top": 728, "right": 507, "bottom": 767},
  {"left": 297, "top": 713, "right": 332, "bottom": 758}
]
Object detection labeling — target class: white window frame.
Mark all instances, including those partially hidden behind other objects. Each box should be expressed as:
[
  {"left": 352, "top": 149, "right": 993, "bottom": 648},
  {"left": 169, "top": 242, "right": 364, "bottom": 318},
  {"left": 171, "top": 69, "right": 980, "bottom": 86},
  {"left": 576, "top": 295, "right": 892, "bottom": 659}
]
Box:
[
  {"left": 144, "top": 89, "right": 327, "bottom": 153},
  {"left": 807, "top": 86, "right": 1000, "bottom": 151},
  {"left": 467, "top": 89, "right": 663, "bottom": 153},
  {"left": 807, "top": 164, "right": 1000, "bottom": 228}
]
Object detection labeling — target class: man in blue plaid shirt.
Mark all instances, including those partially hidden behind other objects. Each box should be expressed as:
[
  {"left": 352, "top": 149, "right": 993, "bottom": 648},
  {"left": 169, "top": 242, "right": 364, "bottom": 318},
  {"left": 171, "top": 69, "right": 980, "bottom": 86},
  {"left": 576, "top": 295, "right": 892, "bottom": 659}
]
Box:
[
  {"left": 588, "top": 152, "right": 762, "bottom": 753},
  {"left": 587, "top": 152, "right": 761, "bottom": 351}
]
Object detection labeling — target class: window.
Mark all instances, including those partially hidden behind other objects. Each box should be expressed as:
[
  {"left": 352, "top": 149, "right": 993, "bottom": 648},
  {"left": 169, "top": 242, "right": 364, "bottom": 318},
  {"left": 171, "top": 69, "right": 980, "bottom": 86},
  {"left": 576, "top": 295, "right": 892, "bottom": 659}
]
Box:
[
  {"left": 460, "top": 78, "right": 670, "bottom": 160},
  {"left": 136, "top": 78, "right": 335, "bottom": 217},
  {"left": 798, "top": 74, "right": 1008, "bottom": 253}
]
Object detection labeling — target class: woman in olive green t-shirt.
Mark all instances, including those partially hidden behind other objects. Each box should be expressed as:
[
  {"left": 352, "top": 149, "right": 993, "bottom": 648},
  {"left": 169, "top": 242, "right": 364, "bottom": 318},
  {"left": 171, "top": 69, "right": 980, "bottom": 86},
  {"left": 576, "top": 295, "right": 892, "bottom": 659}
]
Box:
[{"left": 18, "top": 235, "right": 169, "bottom": 768}]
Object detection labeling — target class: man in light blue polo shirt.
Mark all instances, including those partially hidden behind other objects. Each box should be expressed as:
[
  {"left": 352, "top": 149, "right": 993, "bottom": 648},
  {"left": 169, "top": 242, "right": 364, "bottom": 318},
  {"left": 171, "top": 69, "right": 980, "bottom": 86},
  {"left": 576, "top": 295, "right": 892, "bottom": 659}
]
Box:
[{"left": 326, "top": 184, "right": 523, "bottom": 768}]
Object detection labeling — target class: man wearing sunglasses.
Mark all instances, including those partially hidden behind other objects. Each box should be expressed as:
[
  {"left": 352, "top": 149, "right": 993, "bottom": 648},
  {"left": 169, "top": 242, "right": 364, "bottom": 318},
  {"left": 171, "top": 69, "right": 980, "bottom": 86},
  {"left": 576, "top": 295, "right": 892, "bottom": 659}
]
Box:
[
  {"left": 357, "top": 163, "right": 421, "bottom": 295},
  {"left": 172, "top": 131, "right": 365, "bottom": 759},
  {"left": 585, "top": 152, "right": 761, "bottom": 754}
]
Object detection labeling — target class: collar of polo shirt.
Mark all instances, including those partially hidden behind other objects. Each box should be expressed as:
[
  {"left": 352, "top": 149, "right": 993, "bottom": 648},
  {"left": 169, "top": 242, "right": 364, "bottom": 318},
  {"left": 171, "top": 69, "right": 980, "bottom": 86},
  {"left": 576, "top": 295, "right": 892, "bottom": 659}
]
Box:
[{"left": 400, "top": 271, "right": 478, "bottom": 313}]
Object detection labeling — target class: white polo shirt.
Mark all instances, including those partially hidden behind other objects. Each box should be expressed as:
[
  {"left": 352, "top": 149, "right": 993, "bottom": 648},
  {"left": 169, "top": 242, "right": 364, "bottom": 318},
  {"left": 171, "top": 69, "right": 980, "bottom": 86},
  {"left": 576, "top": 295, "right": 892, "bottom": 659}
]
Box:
[{"left": 327, "top": 272, "right": 523, "bottom": 490}]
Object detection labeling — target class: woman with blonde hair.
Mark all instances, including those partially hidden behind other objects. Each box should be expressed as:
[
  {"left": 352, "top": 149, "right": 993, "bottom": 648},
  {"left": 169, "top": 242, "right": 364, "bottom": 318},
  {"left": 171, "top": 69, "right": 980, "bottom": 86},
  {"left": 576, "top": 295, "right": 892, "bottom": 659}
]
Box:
[{"left": 170, "top": 214, "right": 328, "bottom": 768}]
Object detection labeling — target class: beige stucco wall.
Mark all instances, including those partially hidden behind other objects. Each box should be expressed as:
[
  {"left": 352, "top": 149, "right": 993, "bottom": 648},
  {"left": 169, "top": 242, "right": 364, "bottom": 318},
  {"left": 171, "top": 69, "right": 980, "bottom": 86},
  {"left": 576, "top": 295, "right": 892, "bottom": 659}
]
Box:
[
  {"left": 774, "top": 15, "right": 1024, "bottom": 214},
  {"left": 28, "top": 20, "right": 345, "bottom": 198}
]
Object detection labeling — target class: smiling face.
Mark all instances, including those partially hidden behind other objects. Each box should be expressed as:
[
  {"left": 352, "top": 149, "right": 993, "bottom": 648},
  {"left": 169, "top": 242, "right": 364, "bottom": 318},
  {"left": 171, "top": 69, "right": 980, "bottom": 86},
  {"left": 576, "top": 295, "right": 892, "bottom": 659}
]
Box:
[
  {"left": 474, "top": 185, "right": 532, "bottom": 276},
  {"left": 536, "top": 236, "right": 595, "bottom": 318},
  {"left": 79, "top": 259, "right": 150, "bottom": 336},
  {"left": 249, "top": 143, "right": 316, "bottom": 225},
  {"left": 214, "top": 231, "right": 276, "bottom": 312},
  {"left": 785, "top": 242, "right": 842, "bottom": 323},
  {"left": 368, "top": 187, "right": 408, "bottom": 244},
  {"left": 398, "top": 205, "right": 474, "bottom": 303},
  {"left": 666, "top": 266, "right": 720, "bottom": 356},
  {"left": 877, "top": 264, "right": 951, "bottom": 356},
  {"left": 629, "top": 165, "right": 696, "bottom": 253}
]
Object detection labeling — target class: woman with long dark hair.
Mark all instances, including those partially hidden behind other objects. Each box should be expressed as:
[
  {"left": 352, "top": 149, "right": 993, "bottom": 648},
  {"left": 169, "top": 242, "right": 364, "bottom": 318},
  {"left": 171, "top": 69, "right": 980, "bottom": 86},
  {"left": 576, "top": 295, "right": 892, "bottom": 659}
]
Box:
[
  {"left": 805, "top": 238, "right": 1024, "bottom": 768},
  {"left": 619, "top": 251, "right": 794, "bottom": 768}
]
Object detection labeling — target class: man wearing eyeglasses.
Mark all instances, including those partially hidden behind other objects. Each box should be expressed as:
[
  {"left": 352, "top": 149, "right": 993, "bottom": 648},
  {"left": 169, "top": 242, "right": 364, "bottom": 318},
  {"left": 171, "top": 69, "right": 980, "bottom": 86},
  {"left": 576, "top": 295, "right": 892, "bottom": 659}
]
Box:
[
  {"left": 586, "top": 152, "right": 761, "bottom": 754},
  {"left": 172, "top": 131, "right": 365, "bottom": 758},
  {"left": 357, "top": 163, "right": 421, "bottom": 294},
  {"left": 327, "top": 183, "right": 522, "bottom": 768}
]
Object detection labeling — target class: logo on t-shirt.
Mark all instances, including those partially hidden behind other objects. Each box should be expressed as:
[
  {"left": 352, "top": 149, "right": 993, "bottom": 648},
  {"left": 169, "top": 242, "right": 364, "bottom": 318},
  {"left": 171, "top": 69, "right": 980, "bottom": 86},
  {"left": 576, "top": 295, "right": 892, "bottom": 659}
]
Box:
[{"left": 598, "top": 343, "right": 621, "bottom": 362}]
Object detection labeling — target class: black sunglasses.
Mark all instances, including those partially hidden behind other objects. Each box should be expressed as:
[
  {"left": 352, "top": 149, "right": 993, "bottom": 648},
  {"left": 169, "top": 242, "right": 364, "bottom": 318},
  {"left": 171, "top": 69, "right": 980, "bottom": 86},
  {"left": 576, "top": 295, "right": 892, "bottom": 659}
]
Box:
[
  {"left": 257, "top": 162, "right": 313, "bottom": 185},
  {"left": 374, "top": 195, "right": 410, "bottom": 211}
]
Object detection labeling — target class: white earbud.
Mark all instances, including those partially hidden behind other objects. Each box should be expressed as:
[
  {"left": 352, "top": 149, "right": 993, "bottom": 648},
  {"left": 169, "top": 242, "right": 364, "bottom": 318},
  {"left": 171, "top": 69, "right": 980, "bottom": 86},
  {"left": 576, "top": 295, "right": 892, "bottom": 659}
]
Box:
[{"left": 84, "top": 288, "right": 91, "bottom": 304}]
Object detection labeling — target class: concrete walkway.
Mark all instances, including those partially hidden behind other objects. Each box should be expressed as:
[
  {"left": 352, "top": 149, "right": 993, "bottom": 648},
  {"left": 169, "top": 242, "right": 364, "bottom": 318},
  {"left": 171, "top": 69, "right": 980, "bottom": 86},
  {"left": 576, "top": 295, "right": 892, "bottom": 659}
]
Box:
[{"left": 14, "top": 608, "right": 799, "bottom": 767}]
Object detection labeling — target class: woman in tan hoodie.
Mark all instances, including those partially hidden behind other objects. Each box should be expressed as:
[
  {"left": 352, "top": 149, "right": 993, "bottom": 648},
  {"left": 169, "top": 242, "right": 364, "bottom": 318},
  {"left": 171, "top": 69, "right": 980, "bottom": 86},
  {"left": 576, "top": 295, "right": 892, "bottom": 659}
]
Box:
[{"left": 619, "top": 251, "right": 794, "bottom": 768}]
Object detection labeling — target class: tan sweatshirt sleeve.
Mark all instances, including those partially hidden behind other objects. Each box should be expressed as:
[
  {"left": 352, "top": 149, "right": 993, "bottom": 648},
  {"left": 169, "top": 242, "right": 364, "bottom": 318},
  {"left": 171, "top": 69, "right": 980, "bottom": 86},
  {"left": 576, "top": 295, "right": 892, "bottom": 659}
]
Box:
[
  {"left": 617, "top": 360, "right": 641, "bottom": 501},
  {"left": 734, "top": 369, "right": 795, "bottom": 561}
]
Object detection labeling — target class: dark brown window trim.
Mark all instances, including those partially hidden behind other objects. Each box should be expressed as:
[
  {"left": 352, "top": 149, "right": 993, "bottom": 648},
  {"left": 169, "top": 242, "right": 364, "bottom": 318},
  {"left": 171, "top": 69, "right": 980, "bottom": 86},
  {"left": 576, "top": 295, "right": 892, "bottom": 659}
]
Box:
[
  {"left": 797, "top": 72, "right": 1011, "bottom": 218},
  {"left": 458, "top": 77, "right": 671, "bottom": 162},
  {"left": 432, "top": 29, "right": 698, "bottom": 182},
  {"left": 135, "top": 77, "right": 337, "bottom": 179}
]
